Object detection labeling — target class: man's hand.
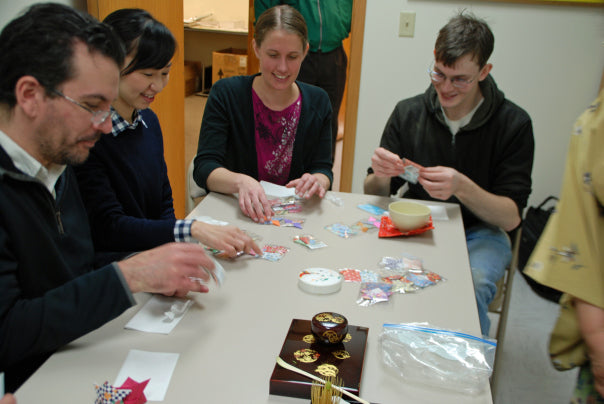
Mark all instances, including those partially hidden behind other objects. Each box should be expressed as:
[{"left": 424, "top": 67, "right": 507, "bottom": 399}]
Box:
[
  {"left": 418, "top": 166, "right": 464, "bottom": 200},
  {"left": 191, "top": 221, "right": 262, "bottom": 258},
  {"left": 0, "top": 394, "right": 16, "bottom": 404},
  {"left": 370, "top": 147, "right": 405, "bottom": 177},
  {"left": 118, "top": 243, "right": 215, "bottom": 297}
]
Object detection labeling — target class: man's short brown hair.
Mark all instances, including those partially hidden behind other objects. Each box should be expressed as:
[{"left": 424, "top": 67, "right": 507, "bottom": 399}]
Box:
[{"left": 434, "top": 11, "right": 494, "bottom": 68}]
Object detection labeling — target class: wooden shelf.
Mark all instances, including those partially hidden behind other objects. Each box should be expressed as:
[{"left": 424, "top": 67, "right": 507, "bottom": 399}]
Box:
[{"left": 184, "top": 25, "right": 247, "bottom": 35}]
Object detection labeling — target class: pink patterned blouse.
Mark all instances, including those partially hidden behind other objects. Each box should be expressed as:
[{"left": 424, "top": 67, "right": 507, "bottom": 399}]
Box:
[{"left": 252, "top": 88, "right": 302, "bottom": 185}]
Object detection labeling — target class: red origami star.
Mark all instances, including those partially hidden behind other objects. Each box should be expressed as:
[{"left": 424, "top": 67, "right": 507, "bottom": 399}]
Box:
[{"left": 118, "top": 377, "right": 150, "bottom": 404}]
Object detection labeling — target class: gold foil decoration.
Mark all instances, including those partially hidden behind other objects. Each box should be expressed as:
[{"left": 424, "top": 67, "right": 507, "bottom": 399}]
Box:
[
  {"left": 343, "top": 333, "right": 352, "bottom": 342},
  {"left": 314, "top": 312, "right": 346, "bottom": 324},
  {"left": 332, "top": 350, "right": 351, "bottom": 360},
  {"left": 315, "top": 313, "right": 333, "bottom": 322},
  {"left": 315, "top": 364, "right": 339, "bottom": 377},
  {"left": 294, "top": 349, "right": 320, "bottom": 363},
  {"left": 331, "top": 315, "right": 345, "bottom": 324},
  {"left": 303, "top": 334, "right": 316, "bottom": 344},
  {"left": 321, "top": 330, "right": 340, "bottom": 344}
]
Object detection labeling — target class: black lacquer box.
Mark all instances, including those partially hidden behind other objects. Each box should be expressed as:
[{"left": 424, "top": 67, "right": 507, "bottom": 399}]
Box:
[{"left": 269, "top": 318, "right": 368, "bottom": 401}]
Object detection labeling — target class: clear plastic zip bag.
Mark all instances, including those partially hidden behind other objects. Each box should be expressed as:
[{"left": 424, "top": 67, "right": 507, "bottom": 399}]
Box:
[{"left": 378, "top": 322, "right": 496, "bottom": 394}]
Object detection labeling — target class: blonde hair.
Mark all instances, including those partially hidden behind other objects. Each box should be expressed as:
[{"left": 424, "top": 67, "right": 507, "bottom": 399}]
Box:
[{"left": 254, "top": 5, "right": 308, "bottom": 49}]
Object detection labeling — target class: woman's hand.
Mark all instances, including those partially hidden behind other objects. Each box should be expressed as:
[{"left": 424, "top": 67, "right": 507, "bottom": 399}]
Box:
[
  {"left": 191, "top": 221, "right": 262, "bottom": 258},
  {"left": 286, "top": 173, "right": 329, "bottom": 199},
  {"left": 236, "top": 175, "right": 273, "bottom": 222}
]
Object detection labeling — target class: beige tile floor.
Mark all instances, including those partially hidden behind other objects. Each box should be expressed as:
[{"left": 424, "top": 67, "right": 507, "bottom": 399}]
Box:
[{"left": 489, "top": 272, "right": 578, "bottom": 404}]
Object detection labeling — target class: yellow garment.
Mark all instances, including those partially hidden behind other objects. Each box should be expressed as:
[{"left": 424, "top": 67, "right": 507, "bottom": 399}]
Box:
[
  {"left": 525, "top": 89, "right": 604, "bottom": 370},
  {"left": 525, "top": 90, "right": 604, "bottom": 307}
]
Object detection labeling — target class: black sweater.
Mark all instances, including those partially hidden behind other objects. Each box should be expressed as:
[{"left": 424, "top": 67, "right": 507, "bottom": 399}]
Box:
[
  {"left": 0, "top": 147, "right": 134, "bottom": 392},
  {"left": 370, "top": 75, "right": 534, "bottom": 229}
]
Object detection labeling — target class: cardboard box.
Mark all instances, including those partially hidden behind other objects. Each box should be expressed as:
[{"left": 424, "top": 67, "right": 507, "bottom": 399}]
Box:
[
  {"left": 184, "top": 61, "right": 201, "bottom": 96},
  {"left": 212, "top": 48, "right": 247, "bottom": 84}
]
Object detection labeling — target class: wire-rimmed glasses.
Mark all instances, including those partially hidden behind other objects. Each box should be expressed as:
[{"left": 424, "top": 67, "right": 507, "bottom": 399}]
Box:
[
  {"left": 427, "top": 61, "right": 478, "bottom": 90},
  {"left": 50, "top": 89, "right": 111, "bottom": 126}
]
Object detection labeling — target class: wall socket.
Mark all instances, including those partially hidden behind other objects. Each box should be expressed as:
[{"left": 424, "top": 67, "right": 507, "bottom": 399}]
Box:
[{"left": 399, "top": 11, "right": 415, "bottom": 37}]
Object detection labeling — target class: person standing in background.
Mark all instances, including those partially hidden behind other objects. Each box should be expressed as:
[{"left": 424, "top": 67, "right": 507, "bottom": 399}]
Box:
[
  {"left": 525, "top": 87, "right": 603, "bottom": 402},
  {"left": 254, "top": 0, "right": 352, "bottom": 160}
]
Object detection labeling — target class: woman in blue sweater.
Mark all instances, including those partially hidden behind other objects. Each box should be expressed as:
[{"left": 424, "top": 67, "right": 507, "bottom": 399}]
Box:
[
  {"left": 193, "top": 5, "right": 333, "bottom": 223},
  {"left": 74, "top": 9, "right": 260, "bottom": 265}
]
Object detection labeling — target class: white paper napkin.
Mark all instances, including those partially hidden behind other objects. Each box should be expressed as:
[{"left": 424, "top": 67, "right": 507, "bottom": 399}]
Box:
[
  {"left": 427, "top": 204, "right": 449, "bottom": 221},
  {"left": 194, "top": 215, "right": 229, "bottom": 226},
  {"left": 124, "top": 295, "right": 193, "bottom": 334},
  {"left": 260, "top": 180, "right": 296, "bottom": 198},
  {"left": 114, "top": 349, "right": 179, "bottom": 401}
]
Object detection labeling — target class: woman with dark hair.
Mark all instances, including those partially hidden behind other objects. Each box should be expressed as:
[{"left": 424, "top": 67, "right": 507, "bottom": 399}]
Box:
[
  {"left": 193, "top": 5, "right": 333, "bottom": 223},
  {"left": 75, "top": 9, "right": 260, "bottom": 265}
]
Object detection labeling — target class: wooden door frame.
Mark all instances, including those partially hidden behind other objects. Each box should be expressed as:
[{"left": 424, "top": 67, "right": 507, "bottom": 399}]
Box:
[
  {"left": 247, "top": 0, "right": 365, "bottom": 192},
  {"left": 340, "top": 0, "right": 366, "bottom": 192}
]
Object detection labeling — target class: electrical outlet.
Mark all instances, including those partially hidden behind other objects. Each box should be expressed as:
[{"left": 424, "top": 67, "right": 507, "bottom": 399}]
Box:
[{"left": 399, "top": 11, "right": 415, "bottom": 38}]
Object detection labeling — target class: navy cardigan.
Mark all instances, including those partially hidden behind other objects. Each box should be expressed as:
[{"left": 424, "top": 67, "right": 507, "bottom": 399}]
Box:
[{"left": 74, "top": 109, "right": 176, "bottom": 263}]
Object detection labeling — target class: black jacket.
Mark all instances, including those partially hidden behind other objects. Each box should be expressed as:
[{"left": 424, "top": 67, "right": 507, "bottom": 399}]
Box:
[
  {"left": 0, "top": 146, "right": 134, "bottom": 392},
  {"left": 371, "top": 75, "right": 534, "bottom": 229}
]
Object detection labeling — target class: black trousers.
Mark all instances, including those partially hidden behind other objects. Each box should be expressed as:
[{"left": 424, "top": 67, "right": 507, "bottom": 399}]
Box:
[{"left": 297, "top": 45, "right": 348, "bottom": 162}]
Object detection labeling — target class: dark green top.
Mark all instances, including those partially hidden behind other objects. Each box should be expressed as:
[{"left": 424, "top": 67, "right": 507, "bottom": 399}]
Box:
[{"left": 254, "top": 0, "right": 352, "bottom": 53}]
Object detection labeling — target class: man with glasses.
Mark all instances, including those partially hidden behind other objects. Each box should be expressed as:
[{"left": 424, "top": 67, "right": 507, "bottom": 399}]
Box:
[
  {"left": 364, "top": 12, "right": 534, "bottom": 335},
  {"left": 0, "top": 4, "right": 223, "bottom": 392}
]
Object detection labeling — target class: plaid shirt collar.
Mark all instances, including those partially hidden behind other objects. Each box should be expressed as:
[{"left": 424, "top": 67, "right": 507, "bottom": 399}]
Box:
[{"left": 110, "top": 107, "right": 147, "bottom": 137}]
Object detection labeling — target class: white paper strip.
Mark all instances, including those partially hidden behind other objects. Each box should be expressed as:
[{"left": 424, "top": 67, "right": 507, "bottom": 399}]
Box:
[
  {"left": 125, "top": 295, "right": 193, "bottom": 334},
  {"left": 114, "top": 349, "right": 179, "bottom": 401}
]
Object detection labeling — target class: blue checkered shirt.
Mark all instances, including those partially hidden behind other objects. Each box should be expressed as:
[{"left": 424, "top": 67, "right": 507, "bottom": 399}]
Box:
[
  {"left": 110, "top": 107, "right": 148, "bottom": 137},
  {"left": 174, "top": 219, "right": 195, "bottom": 242}
]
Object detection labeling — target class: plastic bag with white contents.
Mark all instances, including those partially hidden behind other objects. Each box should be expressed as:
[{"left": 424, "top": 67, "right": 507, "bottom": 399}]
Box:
[{"left": 378, "top": 322, "right": 496, "bottom": 394}]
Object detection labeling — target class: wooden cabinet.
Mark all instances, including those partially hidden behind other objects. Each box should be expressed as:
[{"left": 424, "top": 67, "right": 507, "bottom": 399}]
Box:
[{"left": 87, "top": 0, "right": 186, "bottom": 217}]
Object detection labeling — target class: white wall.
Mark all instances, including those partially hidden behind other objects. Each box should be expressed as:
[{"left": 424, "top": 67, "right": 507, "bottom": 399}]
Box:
[
  {"left": 183, "top": 0, "right": 248, "bottom": 27},
  {"left": 0, "top": 0, "right": 86, "bottom": 30},
  {"left": 353, "top": 1, "right": 604, "bottom": 209}
]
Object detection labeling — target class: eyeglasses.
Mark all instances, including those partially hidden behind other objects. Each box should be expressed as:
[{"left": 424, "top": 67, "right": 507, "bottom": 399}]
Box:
[
  {"left": 427, "top": 61, "right": 478, "bottom": 90},
  {"left": 50, "top": 89, "right": 111, "bottom": 126}
]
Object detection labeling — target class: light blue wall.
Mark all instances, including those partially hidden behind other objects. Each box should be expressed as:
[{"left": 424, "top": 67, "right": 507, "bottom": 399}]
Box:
[{"left": 353, "top": 1, "right": 604, "bottom": 209}]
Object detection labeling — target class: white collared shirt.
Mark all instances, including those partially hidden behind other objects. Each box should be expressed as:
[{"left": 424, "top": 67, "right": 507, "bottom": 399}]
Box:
[{"left": 0, "top": 129, "right": 65, "bottom": 198}]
